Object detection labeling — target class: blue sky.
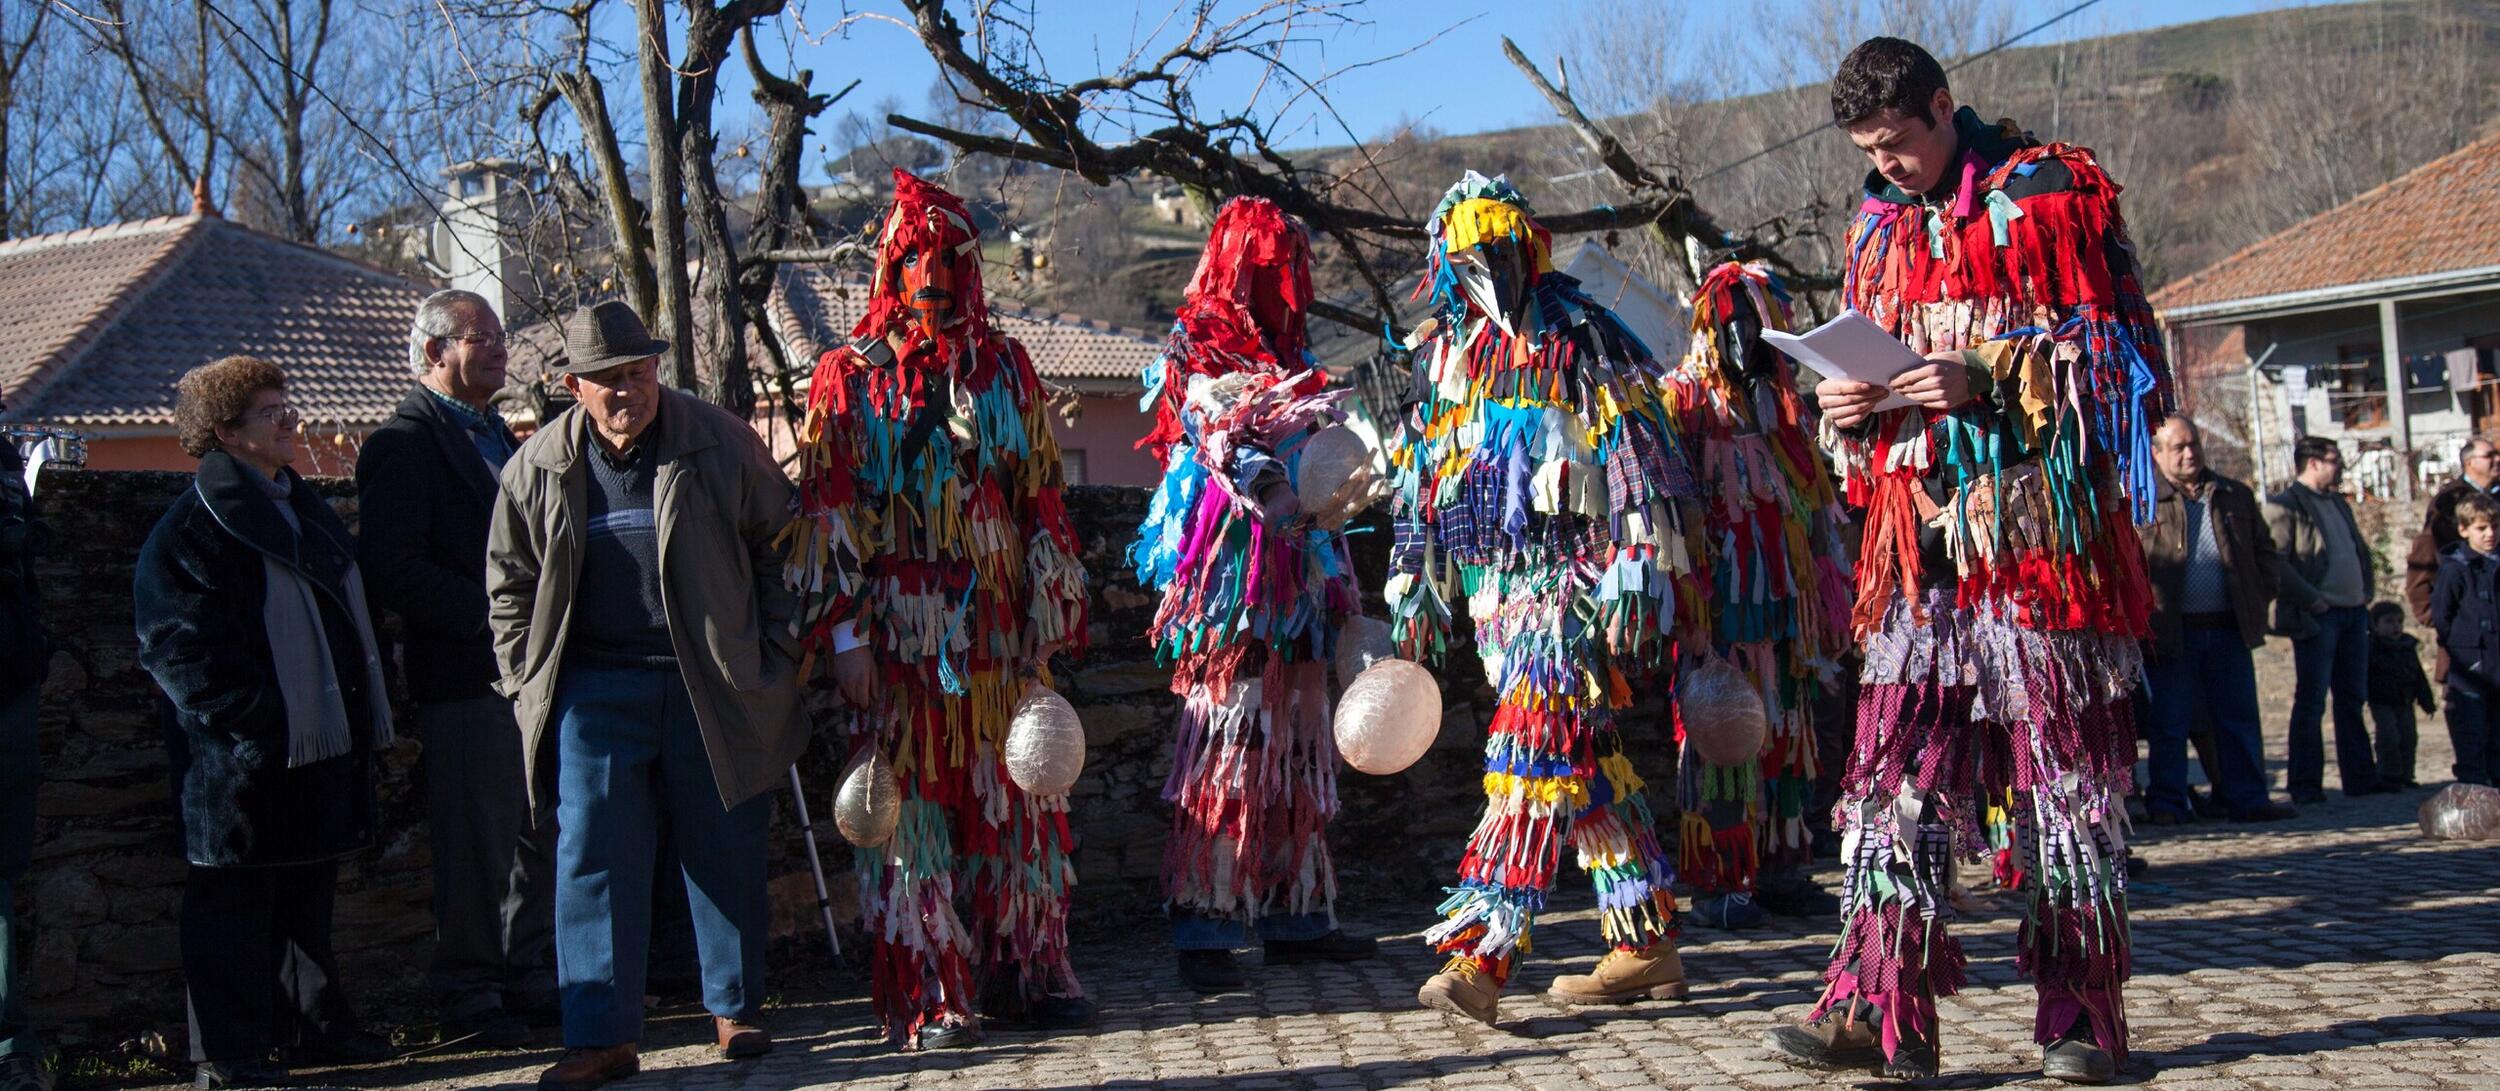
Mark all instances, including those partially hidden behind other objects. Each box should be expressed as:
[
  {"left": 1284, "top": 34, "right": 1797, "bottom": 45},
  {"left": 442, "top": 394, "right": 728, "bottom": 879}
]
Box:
[{"left": 720, "top": 0, "right": 2305, "bottom": 152}]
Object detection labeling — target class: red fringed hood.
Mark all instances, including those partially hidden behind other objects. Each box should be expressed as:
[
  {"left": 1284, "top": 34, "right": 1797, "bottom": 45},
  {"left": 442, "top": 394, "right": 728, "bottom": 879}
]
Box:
[
  {"left": 1177, "top": 196, "right": 1315, "bottom": 367},
  {"left": 1139, "top": 197, "right": 1318, "bottom": 461},
  {"left": 856, "top": 169, "right": 991, "bottom": 354}
]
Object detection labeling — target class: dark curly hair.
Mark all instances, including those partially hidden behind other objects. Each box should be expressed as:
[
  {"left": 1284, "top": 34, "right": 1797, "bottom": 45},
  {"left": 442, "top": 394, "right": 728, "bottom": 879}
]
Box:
[
  {"left": 1830, "top": 37, "right": 1950, "bottom": 128},
  {"left": 173, "top": 356, "right": 287, "bottom": 457}
]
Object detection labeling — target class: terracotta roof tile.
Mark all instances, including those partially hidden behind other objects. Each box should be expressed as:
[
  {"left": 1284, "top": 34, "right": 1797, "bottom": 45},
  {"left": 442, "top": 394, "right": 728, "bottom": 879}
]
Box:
[
  {"left": 0, "top": 216, "right": 429, "bottom": 430},
  {"left": 0, "top": 216, "right": 203, "bottom": 408},
  {"left": 2153, "top": 128, "right": 2500, "bottom": 315}
]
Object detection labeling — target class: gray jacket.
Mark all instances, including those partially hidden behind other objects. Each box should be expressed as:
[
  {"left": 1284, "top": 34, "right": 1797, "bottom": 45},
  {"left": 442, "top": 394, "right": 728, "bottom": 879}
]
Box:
[
  {"left": 485, "top": 386, "right": 807, "bottom": 811},
  {"left": 2263, "top": 480, "right": 2373, "bottom": 641}
]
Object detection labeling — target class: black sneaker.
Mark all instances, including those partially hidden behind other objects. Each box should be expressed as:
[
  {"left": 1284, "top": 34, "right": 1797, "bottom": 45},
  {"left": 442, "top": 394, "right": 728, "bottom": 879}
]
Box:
[
  {"left": 1262, "top": 929, "right": 1378, "bottom": 965},
  {"left": 2290, "top": 789, "right": 2327, "bottom": 805},
  {"left": 2043, "top": 1016, "right": 2115, "bottom": 1083},
  {"left": 1178, "top": 949, "right": 1248, "bottom": 993},
  {"left": 194, "top": 1060, "right": 290, "bottom": 1089},
  {"left": 916, "top": 1019, "right": 980, "bottom": 1051},
  {"left": 443, "top": 1007, "right": 532, "bottom": 1050}
]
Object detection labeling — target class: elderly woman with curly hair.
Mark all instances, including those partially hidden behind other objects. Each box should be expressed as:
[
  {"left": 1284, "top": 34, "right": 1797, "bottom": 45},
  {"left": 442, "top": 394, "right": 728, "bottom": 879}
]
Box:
[{"left": 133, "top": 356, "right": 400, "bottom": 1089}]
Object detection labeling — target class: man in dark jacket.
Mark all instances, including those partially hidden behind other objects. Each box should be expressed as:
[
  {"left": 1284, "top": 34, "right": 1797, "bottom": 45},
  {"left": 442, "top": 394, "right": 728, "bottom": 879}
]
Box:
[
  {"left": 2266, "top": 435, "right": 2387, "bottom": 801},
  {"left": 2404, "top": 436, "right": 2500, "bottom": 678},
  {"left": 355, "top": 289, "right": 549, "bottom": 1047},
  {"left": 2141, "top": 420, "right": 2297, "bottom": 824},
  {"left": 1, "top": 420, "right": 55, "bottom": 1091}
]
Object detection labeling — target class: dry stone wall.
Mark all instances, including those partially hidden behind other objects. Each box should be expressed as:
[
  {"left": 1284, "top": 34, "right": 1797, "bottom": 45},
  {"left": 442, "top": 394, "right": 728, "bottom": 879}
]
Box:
[{"left": 14, "top": 469, "right": 1510, "bottom": 1040}]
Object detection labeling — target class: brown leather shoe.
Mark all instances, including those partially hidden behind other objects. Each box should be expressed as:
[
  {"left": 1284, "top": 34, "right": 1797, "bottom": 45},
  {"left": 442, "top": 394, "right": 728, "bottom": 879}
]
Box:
[
  {"left": 537, "top": 1044, "right": 637, "bottom": 1091},
  {"left": 714, "top": 1016, "right": 772, "bottom": 1059}
]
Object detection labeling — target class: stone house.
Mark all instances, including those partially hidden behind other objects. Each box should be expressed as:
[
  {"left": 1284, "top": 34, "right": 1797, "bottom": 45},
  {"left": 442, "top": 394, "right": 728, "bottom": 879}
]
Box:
[{"left": 2155, "top": 128, "right": 2500, "bottom": 495}]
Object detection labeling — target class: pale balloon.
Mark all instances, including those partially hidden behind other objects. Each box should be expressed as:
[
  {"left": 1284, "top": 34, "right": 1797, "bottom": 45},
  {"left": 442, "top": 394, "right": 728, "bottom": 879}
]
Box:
[
  {"left": 1335, "top": 659, "right": 1442, "bottom": 775},
  {"left": 833, "top": 749, "right": 902, "bottom": 848},
  {"left": 1297, "top": 424, "right": 1385, "bottom": 528},
  {"left": 1680, "top": 657, "right": 1768, "bottom": 767},
  {"left": 1006, "top": 685, "right": 1088, "bottom": 796}
]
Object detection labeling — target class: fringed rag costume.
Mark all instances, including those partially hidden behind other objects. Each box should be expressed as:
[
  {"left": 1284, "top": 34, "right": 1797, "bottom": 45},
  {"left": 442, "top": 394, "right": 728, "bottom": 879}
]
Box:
[
  {"left": 1132, "top": 197, "right": 1360, "bottom": 940},
  {"left": 1386, "top": 173, "right": 1691, "bottom": 984},
  {"left": 783, "top": 171, "right": 1090, "bottom": 1045},
  {"left": 1810, "top": 109, "right": 2169, "bottom": 1062},
  {"left": 1662, "top": 263, "right": 1852, "bottom": 898}
]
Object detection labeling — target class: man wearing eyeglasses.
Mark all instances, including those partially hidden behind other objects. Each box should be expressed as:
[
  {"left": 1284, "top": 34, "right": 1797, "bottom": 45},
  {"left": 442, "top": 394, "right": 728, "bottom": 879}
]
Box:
[
  {"left": 355, "top": 289, "right": 550, "bottom": 1049},
  {"left": 2266, "top": 435, "right": 2389, "bottom": 802},
  {"left": 2406, "top": 439, "right": 2500, "bottom": 646}
]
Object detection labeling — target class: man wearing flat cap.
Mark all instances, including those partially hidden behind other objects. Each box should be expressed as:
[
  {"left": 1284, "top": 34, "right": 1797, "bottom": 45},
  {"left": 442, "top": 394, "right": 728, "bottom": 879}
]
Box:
[{"left": 485, "top": 301, "right": 807, "bottom": 1091}]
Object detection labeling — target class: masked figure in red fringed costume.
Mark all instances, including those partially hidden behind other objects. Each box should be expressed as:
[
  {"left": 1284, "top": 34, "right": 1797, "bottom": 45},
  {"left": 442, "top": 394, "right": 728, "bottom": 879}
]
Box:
[
  {"left": 1662, "top": 262, "right": 1853, "bottom": 933},
  {"left": 1130, "top": 197, "right": 1382, "bottom": 995},
  {"left": 1759, "top": 40, "right": 2170, "bottom": 1085},
  {"left": 785, "top": 171, "right": 1092, "bottom": 1050}
]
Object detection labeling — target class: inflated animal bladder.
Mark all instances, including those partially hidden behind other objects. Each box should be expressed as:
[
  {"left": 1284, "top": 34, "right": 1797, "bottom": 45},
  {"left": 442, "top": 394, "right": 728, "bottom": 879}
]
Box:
[
  {"left": 833, "top": 749, "right": 902, "bottom": 848},
  {"left": 1005, "top": 685, "right": 1087, "bottom": 796},
  {"left": 1297, "top": 424, "right": 1386, "bottom": 528},
  {"left": 1335, "top": 658, "right": 1441, "bottom": 775},
  {"left": 1680, "top": 656, "right": 1768, "bottom": 767}
]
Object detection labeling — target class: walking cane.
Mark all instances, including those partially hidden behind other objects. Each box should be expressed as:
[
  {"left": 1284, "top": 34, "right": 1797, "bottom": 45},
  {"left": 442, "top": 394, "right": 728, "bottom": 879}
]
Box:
[{"left": 787, "top": 765, "right": 843, "bottom": 959}]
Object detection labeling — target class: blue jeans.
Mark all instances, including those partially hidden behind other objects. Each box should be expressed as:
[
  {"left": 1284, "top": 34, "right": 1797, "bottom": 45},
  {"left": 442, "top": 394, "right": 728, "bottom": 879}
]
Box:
[
  {"left": 553, "top": 664, "right": 769, "bottom": 1047},
  {"left": 2145, "top": 630, "right": 2271, "bottom": 816},
  {"left": 1169, "top": 908, "right": 1331, "bottom": 952},
  {"left": 2287, "top": 605, "right": 2380, "bottom": 796},
  {"left": 1, "top": 687, "right": 41, "bottom": 1061}
]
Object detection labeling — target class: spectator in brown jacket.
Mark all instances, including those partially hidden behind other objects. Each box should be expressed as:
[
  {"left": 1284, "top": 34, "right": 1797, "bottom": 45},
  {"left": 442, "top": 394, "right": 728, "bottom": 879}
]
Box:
[
  {"left": 2141, "top": 419, "right": 2298, "bottom": 823},
  {"left": 2404, "top": 437, "right": 2500, "bottom": 675}
]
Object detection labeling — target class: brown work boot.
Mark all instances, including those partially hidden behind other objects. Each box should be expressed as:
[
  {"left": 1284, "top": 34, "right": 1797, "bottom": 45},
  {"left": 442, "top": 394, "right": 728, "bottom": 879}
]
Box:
[
  {"left": 714, "top": 1016, "right": 772, "bottom": 1059},
  {"left": 536, "top": 1044, "right": 638, "bottom": 1091},
  {"left": 1416, "top": 954, "right": 1503, "bottom": 1026},
  {"left": 1761, "top": 1006, "right": 1884, "bottom": 1070},
  {"left": 1546, "top": 942, "right": 1689, "bottom": 1004}
]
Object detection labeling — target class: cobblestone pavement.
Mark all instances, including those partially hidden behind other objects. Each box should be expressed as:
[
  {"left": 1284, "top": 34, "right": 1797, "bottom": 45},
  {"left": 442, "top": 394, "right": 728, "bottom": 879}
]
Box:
[{"left": 144, "top": 712, "right": 2500, "bottom": 1090}]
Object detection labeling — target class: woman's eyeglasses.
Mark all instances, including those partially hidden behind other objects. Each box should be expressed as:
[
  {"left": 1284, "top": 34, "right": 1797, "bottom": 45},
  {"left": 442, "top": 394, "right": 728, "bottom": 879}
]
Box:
[{"left": 237, "top": 403, "right": 301, "bottom": 427}]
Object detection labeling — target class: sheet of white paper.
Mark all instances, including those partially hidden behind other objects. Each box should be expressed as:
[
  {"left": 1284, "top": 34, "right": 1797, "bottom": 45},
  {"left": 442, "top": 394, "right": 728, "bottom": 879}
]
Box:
[
  {"left": 1759, "top": 309, "right": 1925, "bottom": 413},
  {"left": 20, "top": 438, "right": 48, "bottom": 497}
]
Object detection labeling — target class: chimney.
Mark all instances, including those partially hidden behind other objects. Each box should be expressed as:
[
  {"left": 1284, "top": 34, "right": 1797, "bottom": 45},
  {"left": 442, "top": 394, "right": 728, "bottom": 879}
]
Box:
[
  {"left": 191, "top": 176, "right": 220, "bottom": 217},
  {"left": 437, "top": 159, "right": 532, "bottom": 322}
]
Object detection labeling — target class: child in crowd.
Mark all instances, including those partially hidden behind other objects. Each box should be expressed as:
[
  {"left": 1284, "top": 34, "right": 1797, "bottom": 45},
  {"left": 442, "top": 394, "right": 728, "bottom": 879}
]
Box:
[
  {"left": 2365, "top": 600, "right": 2434, "bottom": 789},
  {"left": 2429, "top": 492, "right": 2500, "bottom": 786}
]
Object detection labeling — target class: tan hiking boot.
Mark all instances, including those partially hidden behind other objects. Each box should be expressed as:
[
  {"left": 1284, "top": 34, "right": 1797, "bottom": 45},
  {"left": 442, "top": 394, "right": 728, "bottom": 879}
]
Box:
[
  {"left": 1546, "top": 943, "right": 1688, "bottom": 1004},
  {"left": 1417, "top": 955, "right": 1502, "bottom": 1025}
]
